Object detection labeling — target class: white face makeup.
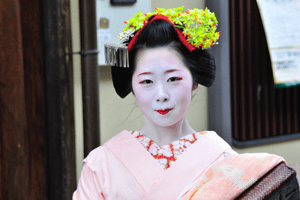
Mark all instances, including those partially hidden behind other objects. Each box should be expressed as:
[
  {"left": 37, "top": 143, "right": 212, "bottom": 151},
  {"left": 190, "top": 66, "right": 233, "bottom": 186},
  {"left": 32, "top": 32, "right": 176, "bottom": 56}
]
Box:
[{"left": 132, "top": 47, "right": 196, "bottom": 128}]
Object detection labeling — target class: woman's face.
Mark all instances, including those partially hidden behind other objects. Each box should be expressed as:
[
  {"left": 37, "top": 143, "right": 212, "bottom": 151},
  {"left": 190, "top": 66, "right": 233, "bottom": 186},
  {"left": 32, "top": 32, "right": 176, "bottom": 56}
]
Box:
[{"left": 132, "top": 47, "right": 196, "bottom": 127}]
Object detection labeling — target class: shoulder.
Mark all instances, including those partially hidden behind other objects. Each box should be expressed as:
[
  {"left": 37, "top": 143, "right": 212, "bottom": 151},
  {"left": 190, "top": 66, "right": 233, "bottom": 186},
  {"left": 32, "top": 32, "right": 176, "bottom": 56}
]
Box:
[
  {"left": 83, "top": 130, "right": 132, "bottom": 172},
  {"left": 200, "top": 130, "right": 232, "bottom": 149},
  {"left": 83, "top": 146, "right": 109, "bottom": 172},
  {"left": 200, "top": 131, "right": 239, "bottom": 157},
  {"left": 103, "top": 130, "right": 132, "bottom": 147}
]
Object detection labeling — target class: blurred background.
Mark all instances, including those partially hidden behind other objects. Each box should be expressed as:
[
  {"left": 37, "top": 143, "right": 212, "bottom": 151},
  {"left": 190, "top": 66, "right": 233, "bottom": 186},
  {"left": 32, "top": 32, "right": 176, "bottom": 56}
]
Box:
[{"left": 1, "top": 0, "right": 299, "bottom": 199}]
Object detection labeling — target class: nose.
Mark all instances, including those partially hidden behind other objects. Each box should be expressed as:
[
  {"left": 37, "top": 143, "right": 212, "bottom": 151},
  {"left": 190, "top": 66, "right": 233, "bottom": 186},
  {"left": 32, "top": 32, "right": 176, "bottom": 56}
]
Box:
[{"left": 156, "top": 83, "right": 169, "bottom": 102}]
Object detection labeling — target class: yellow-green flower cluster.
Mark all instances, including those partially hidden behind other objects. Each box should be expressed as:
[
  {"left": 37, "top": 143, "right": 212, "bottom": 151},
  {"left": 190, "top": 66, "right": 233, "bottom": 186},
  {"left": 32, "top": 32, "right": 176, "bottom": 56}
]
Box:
[{"left": 119, "top": 7, "right": 220, "bottom": 49}]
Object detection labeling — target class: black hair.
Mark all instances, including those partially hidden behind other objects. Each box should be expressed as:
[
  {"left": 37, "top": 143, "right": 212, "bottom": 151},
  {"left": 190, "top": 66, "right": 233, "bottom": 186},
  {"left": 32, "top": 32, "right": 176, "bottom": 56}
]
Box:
[{"left": 111, "top": 19, "right": 216, "bottom": 98}]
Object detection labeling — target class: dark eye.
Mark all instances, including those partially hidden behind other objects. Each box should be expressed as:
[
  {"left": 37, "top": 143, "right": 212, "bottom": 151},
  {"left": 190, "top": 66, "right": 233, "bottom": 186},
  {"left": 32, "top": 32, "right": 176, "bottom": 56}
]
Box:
[
  {"left": 139, "top": 79, "right": 153, "bottom": 84},
  {"left": 167, "top": 77, "right": 182, "bottom": 82}
]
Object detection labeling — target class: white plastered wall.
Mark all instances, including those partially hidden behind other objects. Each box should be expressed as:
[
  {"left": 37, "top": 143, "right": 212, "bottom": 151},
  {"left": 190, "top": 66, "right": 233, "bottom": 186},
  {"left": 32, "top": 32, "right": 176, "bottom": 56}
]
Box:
[{"left": 70, "top": 0, "right": 84, "bottom": 181}]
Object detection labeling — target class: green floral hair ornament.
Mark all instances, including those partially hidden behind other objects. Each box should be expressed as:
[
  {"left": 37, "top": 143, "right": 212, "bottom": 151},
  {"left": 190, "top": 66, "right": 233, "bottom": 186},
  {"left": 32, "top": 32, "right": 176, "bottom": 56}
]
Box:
[{"left": 118, "top": 7, "right": 220, "bottom": 49}]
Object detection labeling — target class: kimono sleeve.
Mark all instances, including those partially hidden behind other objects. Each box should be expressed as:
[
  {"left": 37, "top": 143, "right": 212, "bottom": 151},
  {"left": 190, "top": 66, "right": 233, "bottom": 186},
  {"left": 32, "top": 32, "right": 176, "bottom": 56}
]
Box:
[{"left": 73, "top": 163, "right": 105, "bottom": 200}]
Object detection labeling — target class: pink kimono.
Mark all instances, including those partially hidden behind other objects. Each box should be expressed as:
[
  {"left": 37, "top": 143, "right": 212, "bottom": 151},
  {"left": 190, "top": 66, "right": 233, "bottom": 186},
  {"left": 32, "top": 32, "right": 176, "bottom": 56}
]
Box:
[{"left": 73, "top": 130, "right": 284, "bottom": 200}]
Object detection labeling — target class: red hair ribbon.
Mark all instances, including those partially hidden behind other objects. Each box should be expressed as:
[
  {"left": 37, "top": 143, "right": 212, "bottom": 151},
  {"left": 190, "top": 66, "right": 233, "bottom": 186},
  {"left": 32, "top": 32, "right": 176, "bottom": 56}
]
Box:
[{"left": 127, "top": 15, "right": 196, "bottom": 52}]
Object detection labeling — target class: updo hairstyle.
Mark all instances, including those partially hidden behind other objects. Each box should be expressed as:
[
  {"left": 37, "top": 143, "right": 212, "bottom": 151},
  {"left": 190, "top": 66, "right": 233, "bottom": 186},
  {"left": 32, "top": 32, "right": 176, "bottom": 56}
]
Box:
[{"left": 111, "top": 18, "right": 216, "bottom": 98}]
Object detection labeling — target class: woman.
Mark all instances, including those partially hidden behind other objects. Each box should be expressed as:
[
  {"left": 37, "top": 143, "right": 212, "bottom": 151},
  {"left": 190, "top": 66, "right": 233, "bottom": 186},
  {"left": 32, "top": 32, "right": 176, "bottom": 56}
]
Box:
[{"left": 73, "top": 7, "right": 286, "bottom": 200}]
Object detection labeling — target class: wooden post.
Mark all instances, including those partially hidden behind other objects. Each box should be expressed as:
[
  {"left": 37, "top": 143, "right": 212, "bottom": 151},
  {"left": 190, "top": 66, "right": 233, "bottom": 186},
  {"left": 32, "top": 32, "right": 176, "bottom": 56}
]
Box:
[
  {"left": 40, "top": 0, "right": 77, "bottom": 199},
  {"left": 19, "top": 0, "right": 48, "bottom": 199},
  {"left": 79, "top": 0, "right": 101, "bottom": 157}
]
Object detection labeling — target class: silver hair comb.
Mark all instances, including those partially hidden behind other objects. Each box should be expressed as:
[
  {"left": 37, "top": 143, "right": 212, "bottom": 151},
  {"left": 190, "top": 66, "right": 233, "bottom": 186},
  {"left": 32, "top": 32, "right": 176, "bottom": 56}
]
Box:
[
  {"left": 104, "top": 29, "right": 134, "bottom": 68},
  {"left": 104, "top": 44, "right": 129, "bottom": 68}
]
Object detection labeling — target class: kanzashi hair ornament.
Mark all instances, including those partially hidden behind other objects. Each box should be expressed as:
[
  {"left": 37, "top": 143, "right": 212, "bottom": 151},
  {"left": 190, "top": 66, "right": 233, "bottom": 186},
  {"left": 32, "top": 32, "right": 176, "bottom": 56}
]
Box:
[
  {"left": 104, "top": 7, "right": 220, "bottom": 68},
  {"left": 122, "top": 7, "right": 220, "bottom": 50},
  {"left": 104, "top": 44, "right": 129, "bottom": 68}
]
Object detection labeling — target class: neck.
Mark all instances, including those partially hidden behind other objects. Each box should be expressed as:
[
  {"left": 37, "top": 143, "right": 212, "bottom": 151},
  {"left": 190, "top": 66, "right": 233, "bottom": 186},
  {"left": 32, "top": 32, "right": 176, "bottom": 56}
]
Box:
[{"left": 140, "top": 116, "right": 196, "bottom": 146}]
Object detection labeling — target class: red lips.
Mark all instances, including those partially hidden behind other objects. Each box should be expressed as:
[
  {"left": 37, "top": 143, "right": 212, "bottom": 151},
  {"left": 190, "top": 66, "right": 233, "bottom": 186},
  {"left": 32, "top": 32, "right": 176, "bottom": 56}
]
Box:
[{"left": 156, "top": 109, "right": 172, "bottom": 115}]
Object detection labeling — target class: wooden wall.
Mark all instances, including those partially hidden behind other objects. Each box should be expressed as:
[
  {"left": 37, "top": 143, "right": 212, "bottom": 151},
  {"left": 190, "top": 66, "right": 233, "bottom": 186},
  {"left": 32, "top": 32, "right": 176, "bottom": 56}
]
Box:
[
  {"left": 0, "top": 0, "right": 76, "bottom": 199},
  {"left": 0, "top": 0, "right": 30, "bottom": 199}
]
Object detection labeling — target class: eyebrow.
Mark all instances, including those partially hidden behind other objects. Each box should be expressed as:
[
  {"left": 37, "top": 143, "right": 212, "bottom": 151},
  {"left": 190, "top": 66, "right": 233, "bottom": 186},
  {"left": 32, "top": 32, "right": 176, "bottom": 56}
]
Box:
[
  {"left": 137, "top": 72, "right": 152, "bottom": 76},
  {"left": 165, "top": 69, "right": 181, "bottom": 73},
  {"left": 137, "top": 69, "right": 181, "bottom": 76}
]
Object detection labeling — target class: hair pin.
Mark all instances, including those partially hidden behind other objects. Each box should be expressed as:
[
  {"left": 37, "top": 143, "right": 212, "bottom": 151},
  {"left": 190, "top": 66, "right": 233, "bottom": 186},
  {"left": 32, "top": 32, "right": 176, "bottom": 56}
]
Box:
[{"left": 104, "top": 44, "right": 129, "bottom": 68}]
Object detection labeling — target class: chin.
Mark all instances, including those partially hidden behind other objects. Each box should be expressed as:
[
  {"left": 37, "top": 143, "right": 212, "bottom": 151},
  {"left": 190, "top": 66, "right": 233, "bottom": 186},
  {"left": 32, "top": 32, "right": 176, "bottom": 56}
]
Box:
[{"left": 151, "top": 116, "right": 184, "bottom": 128}]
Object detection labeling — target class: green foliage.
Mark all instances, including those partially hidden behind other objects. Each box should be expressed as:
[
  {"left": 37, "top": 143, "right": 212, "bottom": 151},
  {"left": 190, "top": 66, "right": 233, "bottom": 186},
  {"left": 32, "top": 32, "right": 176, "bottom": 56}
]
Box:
[{"left": 119, "top": 7, "right": 220, "bottom": 49}]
